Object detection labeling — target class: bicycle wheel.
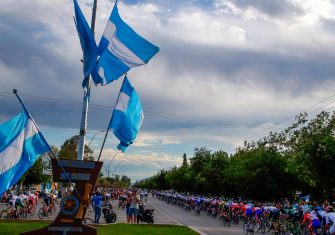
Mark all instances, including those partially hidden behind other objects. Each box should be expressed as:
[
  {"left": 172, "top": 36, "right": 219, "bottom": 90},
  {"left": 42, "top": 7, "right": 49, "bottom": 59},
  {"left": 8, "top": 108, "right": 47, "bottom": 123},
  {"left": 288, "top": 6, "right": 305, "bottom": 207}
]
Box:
[
  {"left": 19, "top": 210, "right": 27, "bottom": 219},
  {"left": 244, "top": 222, "right": 249, "bottom": 235},
  {"left": 51, "top": 205, "right": 56, "bottom": 215},
  {"left": 260, "top": 221, "right": 266, "bottom": 234},
  {"left": 29, "top": 207, "right": 36, "bottom": 216},
  {"left": 111, "top": 213, "right": 117, "bottom": 223},
  {"left": 249, "top": 222, "right": 255, "bottom": 235},
  {"left": 0, "top": 210, "right": 9, "bottom": 219},
  {"left": 38, "top": 208, "right": 46, "bottom": 219},
  {"left": 83, "top": 217, "right": 94, "bottom": 224},
  {"left": 234, "top": 214, "right": 239, "bottom": 224}
]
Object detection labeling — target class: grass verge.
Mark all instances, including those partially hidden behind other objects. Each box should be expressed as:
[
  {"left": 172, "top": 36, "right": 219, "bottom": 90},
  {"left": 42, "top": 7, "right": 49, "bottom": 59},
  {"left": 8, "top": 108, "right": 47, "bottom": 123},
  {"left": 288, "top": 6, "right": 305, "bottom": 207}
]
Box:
[{"left": 0, "top": 221, "right": 199, "bottom": 235}]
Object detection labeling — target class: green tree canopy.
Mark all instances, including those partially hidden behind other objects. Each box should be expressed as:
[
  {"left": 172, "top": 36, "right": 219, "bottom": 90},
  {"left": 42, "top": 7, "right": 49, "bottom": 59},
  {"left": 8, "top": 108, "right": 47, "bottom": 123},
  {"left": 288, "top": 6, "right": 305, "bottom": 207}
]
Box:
[{"left": 58, "top": 135, "right": 94, "bottom": 160}]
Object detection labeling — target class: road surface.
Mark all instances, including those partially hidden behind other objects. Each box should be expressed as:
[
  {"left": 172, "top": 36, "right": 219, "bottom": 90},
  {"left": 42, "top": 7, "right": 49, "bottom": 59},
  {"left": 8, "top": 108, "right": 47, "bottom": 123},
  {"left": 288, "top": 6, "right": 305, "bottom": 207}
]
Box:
[
  {"left": 147, "top": 196, "right": 246, "bottom": 235},
  {"left": 1, "top": 197, "right": 271, "bottom": 235}
]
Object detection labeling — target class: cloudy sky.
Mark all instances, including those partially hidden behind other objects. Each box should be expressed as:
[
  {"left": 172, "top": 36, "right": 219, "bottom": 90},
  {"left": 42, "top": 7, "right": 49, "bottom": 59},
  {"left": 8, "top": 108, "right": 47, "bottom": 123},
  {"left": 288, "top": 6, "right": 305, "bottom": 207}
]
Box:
[{"left": 1, "top": 0, "right": 335, "bottom": 182}]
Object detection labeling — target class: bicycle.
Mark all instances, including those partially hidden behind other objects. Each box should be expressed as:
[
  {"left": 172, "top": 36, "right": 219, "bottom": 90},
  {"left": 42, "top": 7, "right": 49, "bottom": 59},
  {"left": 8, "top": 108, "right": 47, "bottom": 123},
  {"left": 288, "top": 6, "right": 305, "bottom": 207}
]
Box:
[
  {"left": 232, "top": 210, "right": 240, "bottom": 224},
  {"left": 222, "top": 210, "right": 232, "bottom": 227},
  {"left": 0, "top": 207, "right": 16, "bottom": 219},
  {"left": 253, "top": 216, "right": 266, "bottom": 234},
  {"left": 38, "top": 203, "right": 53, "bottom": 219},
  {"left": 0, "top": 203, "right": 29, "bottom": 219},
  {"left": 21, "top": 205, "right": 36, "bottom": 217},
  {"left": 244, "top": 217, "right": 255, "bottom": 235}
]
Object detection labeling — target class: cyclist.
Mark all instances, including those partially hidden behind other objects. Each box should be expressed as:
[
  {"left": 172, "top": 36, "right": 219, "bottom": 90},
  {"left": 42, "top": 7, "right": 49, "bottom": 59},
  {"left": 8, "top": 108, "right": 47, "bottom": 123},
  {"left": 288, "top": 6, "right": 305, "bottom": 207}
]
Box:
[
  {"left": 195, "top": 197, "right": 201, "bottom": 214},
  {"left": 28, "top": 192, "right": 38, "bottom": 209},
  {"left": 43, "top": 193, "right": 53, "bottom": 208},
  {"left": 8, "top": 193, "right": 18, "bottom": 209},
  {"left": 17, "top": 192, "right": 29, "bottom": 209},
  {"left": 315, "top": 205, "right": 328, "bottom": 229},
  {"left": 221, "top": 201, "right": 231, "bottom": 222},
  {"left": 253, "top": 204, "right": 263, "bottom": 223},
  {"left": 242, "top": 202, "right": 253, "bottom": 219},
  {"left": 302, "top": 209, "right": 321, "bottom": 235},
  {"left": 326, "top": 206, "right": 335, "bottom": 235},
  {"left": 230, "top": 201, "right": 240, "bottom": 222}
]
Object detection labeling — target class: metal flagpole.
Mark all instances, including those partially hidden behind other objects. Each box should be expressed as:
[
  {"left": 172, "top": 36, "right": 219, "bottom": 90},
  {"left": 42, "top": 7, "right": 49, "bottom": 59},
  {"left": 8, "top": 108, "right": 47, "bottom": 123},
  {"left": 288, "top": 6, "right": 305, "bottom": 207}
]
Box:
[
  {"left": 97, "top": 74, "right": 127, "bottom": 161},
  {"left": 77, "top": 0, "right": 98, "bottom": 160}
]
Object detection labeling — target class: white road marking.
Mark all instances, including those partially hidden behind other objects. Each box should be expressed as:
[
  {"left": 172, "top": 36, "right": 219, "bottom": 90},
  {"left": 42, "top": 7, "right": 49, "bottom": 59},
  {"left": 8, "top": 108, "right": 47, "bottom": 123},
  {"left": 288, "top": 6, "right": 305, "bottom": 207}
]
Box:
[{"left": 148, "top": 202, "right": 183, "bottom": 225}]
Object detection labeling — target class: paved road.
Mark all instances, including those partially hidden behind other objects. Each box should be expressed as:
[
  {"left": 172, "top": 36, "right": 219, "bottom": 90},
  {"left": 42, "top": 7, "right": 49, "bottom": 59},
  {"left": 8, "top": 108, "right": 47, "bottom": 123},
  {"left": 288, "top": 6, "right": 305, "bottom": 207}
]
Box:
[
  {"left": 147, "top": 197, "right": 274, "bottom": 235},
  {"left": 1, "top": 197, "right": 270, "bottom": 235},
  {"left": 147, "top": 197, "right": 244, "bottom": 235}
]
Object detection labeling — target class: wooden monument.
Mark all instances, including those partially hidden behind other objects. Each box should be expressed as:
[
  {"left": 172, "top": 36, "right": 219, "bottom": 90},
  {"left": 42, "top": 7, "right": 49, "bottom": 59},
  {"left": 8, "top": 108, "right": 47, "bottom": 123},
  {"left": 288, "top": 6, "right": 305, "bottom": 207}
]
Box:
[{"left": 21, "top": 159, "right": 102, "bottom": 235}]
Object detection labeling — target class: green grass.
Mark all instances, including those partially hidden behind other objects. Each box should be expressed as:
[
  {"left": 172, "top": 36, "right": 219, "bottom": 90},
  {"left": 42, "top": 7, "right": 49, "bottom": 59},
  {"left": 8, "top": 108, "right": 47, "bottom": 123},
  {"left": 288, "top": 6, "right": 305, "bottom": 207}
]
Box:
[
  {"left": 0, "top": 221, "right": 49, "bottom": 235},
  {"left": 0, "top": 221, "right": 198, "bottom": 235}
]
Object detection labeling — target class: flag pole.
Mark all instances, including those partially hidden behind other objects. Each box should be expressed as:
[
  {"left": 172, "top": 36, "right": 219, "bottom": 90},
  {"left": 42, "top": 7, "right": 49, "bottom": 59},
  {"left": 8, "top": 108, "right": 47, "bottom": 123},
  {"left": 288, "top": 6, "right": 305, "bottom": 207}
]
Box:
[
  {"left": 97, "top": 74, "right": 127, "bottom": 161},
  {"left": 13, "top": 89, "right": 83, "bottom": 201},
  {"left": 77, "top": 0, "right": 98, "bottom": 161}
]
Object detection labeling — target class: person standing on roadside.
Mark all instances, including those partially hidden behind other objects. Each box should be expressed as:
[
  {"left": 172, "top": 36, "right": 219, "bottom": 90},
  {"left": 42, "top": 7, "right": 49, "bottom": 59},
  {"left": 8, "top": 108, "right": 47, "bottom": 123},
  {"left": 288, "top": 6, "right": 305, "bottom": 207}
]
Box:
[
  {"left": 129, "top": 191, "right": 141, "bottom": 223},
  {"left": 92, "top": 191, "right": 103, "bottom": 223},
  {"left": 126, "top": 192, "right": 132, "bottom": 223}
]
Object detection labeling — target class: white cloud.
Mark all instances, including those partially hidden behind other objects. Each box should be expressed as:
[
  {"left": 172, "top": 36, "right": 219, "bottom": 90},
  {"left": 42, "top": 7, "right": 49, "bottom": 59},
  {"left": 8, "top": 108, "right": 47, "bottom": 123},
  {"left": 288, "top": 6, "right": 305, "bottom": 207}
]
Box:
[{"left": 1, "top": 0, "right": 335, "bottom": 180}]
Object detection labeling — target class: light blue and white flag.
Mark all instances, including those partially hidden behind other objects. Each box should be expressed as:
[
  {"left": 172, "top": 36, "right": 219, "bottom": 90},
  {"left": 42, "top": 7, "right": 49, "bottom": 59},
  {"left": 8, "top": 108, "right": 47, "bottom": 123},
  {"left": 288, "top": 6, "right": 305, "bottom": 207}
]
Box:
[
  {"left": 301, "top": 194, "right": 310, "bottom": 202},
  {"left": 108, "top": 77, "right": 144, "bottom": 152},
  {"left": 73, "top": 0, "right": 98, "bottom": 87},
  {"left": 0, "top": 112, "right": 51, "bottom": 196},
  {"left": 92, "top": 3, "right": 159, "bottom": 86}
]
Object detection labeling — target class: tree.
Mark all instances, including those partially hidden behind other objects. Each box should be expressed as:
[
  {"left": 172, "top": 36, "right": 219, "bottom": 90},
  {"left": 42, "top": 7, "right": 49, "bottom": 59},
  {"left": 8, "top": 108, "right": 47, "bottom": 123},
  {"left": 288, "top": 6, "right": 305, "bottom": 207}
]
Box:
[
  {"left": 19, "top": 145, "right": 59, "bottom": 189},
  {"left": 182, "top": 153, "right": 188, "bottom": 167},
  {"left": 136, "top": 111, "right": 335, "bottom": 201},
  {"left": 58, "top": 135, "right": 94, "bottom": 160},
  {"left": 23, "top": 156, "right": 51, "bottom": 188}
]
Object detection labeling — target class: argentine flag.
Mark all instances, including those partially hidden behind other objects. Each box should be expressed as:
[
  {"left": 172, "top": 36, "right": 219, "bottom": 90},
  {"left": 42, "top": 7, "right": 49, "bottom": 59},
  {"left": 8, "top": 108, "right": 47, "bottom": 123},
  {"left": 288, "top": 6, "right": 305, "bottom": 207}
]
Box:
[
  {"left": 108, "top": 77, "right": 144, "bottom": 152},
  {"left": 0, "top": 112, "right": 50, "bottom": 196},
  {"left": 92, "top": 3, "right": 159, "bottom": 86},
  {"left": 73, "top": 0, "right": 98, "bottom": 87}
]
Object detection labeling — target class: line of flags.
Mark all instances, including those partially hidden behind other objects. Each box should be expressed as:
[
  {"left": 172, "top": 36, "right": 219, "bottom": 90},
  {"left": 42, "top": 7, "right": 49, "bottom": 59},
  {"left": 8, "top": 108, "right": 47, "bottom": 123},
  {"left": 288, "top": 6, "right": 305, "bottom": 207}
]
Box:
[
  {"left": 0, "top": 0, "right": 159, "bottom": 195},
  {"left": 74, "top": 0, "right": 159, "bottom": 152}
]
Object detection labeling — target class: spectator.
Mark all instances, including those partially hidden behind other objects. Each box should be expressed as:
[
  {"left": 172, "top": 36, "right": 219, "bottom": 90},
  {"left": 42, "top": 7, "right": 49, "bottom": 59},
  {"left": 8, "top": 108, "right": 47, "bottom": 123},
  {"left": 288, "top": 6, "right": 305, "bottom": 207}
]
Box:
[
  {"left": 92, "top": 191, "right": 103, "bottom": 223},
  {"left": 128, "top": 191, "right": 141, "bottom": 223},
  {"left": 126, "top": 192, "right": 132, "bottom": 223}
]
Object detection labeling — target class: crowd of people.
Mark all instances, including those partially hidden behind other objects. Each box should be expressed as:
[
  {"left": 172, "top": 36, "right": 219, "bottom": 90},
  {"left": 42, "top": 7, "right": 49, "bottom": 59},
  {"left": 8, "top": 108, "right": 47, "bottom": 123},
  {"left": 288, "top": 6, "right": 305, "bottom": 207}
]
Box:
[
  {"left": 0, "top": 186, "right": 152, "bottom": 224},
  {"left": 91, "top": 188, "right": 148, "bottom": 224},
  {"left": 156, "top": 191, "right": 335, "bottom": 235}
]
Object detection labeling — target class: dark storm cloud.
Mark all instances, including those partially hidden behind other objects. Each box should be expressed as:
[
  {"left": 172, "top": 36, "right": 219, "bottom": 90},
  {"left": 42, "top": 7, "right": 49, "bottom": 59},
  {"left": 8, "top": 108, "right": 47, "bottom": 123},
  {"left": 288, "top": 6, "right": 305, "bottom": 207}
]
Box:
[
  {"left": 227, "top": 0, "right": 303, "bottom": 18},
  {"left": 158, "top": 37, "right": 335, "bottom": 94},
  {"left": 122, "top": 0, "right": 214, "bottom": 10},
  {"left": 1, "top": 0, "right": 335, "bottom": 141},
  {"left": 0, "top": 10, "right": 85, "bottom": 128}
]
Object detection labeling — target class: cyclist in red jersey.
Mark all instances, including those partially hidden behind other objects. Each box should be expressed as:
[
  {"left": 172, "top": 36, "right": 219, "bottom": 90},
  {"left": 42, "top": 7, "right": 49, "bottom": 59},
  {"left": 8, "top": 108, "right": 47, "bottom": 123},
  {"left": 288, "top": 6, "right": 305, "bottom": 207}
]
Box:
[{"left": 302, "top": 210, "right": 321, "bottom": 235}]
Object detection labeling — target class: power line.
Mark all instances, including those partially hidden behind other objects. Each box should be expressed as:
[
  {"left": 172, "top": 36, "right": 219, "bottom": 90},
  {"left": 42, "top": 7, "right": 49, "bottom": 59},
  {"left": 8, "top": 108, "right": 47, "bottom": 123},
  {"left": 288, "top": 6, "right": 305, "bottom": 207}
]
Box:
[
  {"left": 248, "top": 93, "right": 335, "bottom": 140},
  {"left": 0, "top": 91, "right": 265, "bottom": 129}
]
